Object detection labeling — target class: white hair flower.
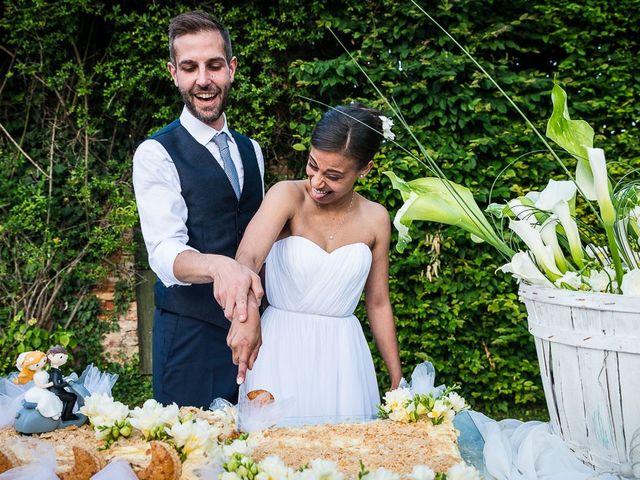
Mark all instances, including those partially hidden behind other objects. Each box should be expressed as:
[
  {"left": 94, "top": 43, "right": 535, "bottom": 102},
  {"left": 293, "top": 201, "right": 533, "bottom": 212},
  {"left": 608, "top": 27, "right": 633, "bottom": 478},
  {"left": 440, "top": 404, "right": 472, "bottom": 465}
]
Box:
[{"left": 379, "top": 115, "right": 395, "bottom": 141}]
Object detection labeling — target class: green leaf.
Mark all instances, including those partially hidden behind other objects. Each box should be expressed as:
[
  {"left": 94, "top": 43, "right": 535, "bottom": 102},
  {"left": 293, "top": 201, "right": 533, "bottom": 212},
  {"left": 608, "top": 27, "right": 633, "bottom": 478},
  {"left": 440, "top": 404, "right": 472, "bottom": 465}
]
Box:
[{"left": 546, "top": 84, "right": 596, "bottom": 199}]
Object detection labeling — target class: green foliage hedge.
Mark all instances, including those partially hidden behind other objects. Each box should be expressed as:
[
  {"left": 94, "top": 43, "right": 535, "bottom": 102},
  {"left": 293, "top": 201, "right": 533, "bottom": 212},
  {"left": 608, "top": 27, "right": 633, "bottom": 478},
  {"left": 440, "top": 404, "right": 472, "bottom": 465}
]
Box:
[{"left": 1, "top": 0, "right": 638, "bottom": 417}]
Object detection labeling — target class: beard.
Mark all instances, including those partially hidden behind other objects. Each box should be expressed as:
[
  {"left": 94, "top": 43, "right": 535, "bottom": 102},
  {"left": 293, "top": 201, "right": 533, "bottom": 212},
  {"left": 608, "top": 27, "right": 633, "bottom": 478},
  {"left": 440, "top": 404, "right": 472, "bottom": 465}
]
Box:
[{"left": 180, "top": 84, "right": 230, "bottom": 126}]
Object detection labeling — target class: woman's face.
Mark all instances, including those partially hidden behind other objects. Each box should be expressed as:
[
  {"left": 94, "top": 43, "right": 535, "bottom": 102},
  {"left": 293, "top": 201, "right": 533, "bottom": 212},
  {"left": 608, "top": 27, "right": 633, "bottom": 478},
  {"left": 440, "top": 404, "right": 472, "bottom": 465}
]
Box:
[
  {"left": 305, "top": 148, "right": 371, "bottom": 205},
  {"left": 28, "top": 356, "right": 46, "bottom": 371}
]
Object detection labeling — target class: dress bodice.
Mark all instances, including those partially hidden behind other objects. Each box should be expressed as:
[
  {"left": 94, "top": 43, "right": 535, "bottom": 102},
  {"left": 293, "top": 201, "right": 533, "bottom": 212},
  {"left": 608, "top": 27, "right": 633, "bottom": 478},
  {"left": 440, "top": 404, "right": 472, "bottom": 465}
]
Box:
[{"left": 264, "top": 235, "right": 372, "bottom": 318}]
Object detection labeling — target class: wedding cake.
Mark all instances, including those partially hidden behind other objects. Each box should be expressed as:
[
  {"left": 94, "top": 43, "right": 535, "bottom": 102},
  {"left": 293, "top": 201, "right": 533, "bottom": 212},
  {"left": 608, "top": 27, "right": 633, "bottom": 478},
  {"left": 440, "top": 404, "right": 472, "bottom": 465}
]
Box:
[{"left": 0, "top": 363, "right": 473, "bottom": 479}]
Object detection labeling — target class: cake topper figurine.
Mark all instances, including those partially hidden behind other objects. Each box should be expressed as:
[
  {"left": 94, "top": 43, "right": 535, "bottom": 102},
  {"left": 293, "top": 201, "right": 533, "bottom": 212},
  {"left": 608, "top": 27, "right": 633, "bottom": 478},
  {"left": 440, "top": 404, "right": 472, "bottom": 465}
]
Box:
[
  {"left": 46, "top": 345, "right": 79, "bottom": 421},
  {"left": 13, "top": 346, "right": 89, "bottom": 434},
  {"left": 12, "top": 350, "right": 45, "bottom": 385}
]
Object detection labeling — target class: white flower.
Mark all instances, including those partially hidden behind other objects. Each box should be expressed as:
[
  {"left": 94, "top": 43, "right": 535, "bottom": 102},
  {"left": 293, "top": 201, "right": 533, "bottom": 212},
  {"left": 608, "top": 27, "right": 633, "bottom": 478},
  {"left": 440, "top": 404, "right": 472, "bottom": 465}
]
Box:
[
  {"left": 80, "top": 393, "right": 129, "bottom": 428},
  {"left": 361, "top": 467, "right": 400, "bottom": 480},
  {"left": 221, "top": 472, "right": 242, "bottom": 480},
  {"left": 382, "top": 387, "right": 412, "bottom": 411},
  {"left": 584, "top": 269, "right": 613, "bottom": 292},
  {"left": 222, "top": 438, "right": 252, "bottom": 458},
  {"left": 587, "top": 148, "right": 616, "bottom": 226},
  {"left": 165, "top": 418, "right": 216, "bottom": 458},
  {"left": 129, "top": 399, "right": 180, "bottom": 439},
  {"left": 554, "top": 271, "right": 583, "bottom": 290},
  {"left": 407, "top": 465, "right": 436, "bottom": 480},
  {"left": 444, "top": 391, "right": 467, "bottom": 413},
  {"left": 388, "top": 407, "right": 411, "bottom": 423},
  {"left": 509, "top": 220, "right": 562, "bottom": 279},
  {"left": 446, "top": 462, "right": 481, "bottom": 480},
  {"left": 258, "top": 456, "right": 293, "bottom": 480},
  {"left": 427, "top": 399, "right": 449, "bottom": 420},
  {"left": 621, "top": 269, "right": 640, "bottom": 296},
  {"left": 379, "top": 115, "right": 395, "bottom": 141},
  {"left": 301, "top": 459, "right": 344, "bottom": 480},
  {"left": 498, "top": 251, "right": 554, "bottom": 288}
]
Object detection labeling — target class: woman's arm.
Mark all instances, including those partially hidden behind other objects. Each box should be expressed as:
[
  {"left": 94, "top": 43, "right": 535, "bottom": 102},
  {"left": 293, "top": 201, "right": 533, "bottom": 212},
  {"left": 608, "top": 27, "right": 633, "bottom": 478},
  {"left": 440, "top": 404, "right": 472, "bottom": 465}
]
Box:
[
  {"left": 33, "top": 372, "right": 53, "bottom": 389},
  {"left": 364, "top": 205, "right": 403, "bottom": 390},
  {"left": 235, "top": 181, "right": 300, "bottom": 272}
]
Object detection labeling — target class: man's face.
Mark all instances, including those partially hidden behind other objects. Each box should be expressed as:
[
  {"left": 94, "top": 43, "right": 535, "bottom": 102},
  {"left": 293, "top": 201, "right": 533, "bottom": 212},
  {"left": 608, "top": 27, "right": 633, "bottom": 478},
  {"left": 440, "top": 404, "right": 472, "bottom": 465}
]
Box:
[
  {"left": 168, "top": 30, "right": 237, "bottom": 130},
  {"left": 48, "top": 352, "right": 67, "bottom": 366}
]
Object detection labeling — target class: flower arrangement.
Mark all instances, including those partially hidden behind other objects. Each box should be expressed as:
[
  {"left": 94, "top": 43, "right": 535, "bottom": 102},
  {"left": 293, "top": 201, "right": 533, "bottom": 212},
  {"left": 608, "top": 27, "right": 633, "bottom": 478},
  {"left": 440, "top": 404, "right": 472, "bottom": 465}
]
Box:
[
  {"left": 219, "top": 453, "right": 481, "bottom": 480},
  {"left": 80, "top": 393, "right": 237, "bottom": 460},
  {"left": 378, "top": 386, "right": 467, "bottom": 425},
  {"left": 332, "top": 2, "right": 638, "bottom": 296},
  {"left": 385, "top": 83, "right": 640, "bottom": 295},
  {"left": 80, "top": 392, "right": 132, "bottom": 448}
]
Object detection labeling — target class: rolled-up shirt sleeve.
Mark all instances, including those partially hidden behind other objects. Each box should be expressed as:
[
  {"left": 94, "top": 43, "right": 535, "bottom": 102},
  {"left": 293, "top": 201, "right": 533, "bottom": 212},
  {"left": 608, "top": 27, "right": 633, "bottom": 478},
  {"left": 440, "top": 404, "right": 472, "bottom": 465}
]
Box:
[{"left": 133, "top": 139, "right": 196, "bottom": 287}]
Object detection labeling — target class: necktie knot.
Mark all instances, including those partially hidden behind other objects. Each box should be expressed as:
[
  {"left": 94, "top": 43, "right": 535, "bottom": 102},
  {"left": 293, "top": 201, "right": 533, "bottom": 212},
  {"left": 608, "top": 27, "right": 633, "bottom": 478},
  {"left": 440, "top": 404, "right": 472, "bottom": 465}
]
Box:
[{"left": 212, "top": 133, "right": 241, "bottom": 199}]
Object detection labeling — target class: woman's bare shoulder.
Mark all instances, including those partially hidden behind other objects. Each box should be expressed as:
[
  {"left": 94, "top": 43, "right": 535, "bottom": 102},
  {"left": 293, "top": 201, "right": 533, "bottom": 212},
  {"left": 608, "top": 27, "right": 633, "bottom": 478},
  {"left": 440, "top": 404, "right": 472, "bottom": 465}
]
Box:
[
  {"left": 265, "top": 180, "right": 306, "bottom": 201},
  {"left": 359, "top": 195, "right": 391, "bottom": 223}
]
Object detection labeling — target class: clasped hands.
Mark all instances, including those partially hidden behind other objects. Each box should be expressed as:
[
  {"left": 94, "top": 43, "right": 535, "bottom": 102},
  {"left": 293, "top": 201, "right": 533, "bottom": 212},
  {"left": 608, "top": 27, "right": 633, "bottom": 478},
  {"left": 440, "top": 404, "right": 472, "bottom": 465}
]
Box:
[{"left": 212, "top": 258, "right": 264, "bottom": 385}]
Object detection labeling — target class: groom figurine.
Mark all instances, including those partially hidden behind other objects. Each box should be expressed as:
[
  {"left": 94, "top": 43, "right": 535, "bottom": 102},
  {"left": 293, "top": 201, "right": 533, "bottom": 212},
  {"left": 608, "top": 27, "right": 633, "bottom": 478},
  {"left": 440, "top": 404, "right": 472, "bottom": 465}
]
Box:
[
  {"left": 46, "top": 345, "right": 78, "bottom": 421},
  {"left": 133, "top": 11, "right": 264, "bottom": 408}
]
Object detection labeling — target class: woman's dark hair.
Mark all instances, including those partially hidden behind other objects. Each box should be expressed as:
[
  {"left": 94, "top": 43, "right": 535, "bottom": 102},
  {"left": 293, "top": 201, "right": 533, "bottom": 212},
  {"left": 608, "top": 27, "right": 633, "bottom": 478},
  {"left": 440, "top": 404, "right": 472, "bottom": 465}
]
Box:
[
  {"left": 310, "top": 103, "right": 384, "bottom": 169},
  {"left": 168, "top": 11, "right": 233, "bottom": 65}
]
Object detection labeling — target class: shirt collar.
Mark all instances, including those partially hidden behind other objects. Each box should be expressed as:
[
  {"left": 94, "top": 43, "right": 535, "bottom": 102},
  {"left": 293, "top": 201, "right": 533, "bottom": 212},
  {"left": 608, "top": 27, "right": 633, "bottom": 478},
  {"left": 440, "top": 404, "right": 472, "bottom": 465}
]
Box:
[{"left": 180, "top": 106, "right": 235, "bottom": 146}]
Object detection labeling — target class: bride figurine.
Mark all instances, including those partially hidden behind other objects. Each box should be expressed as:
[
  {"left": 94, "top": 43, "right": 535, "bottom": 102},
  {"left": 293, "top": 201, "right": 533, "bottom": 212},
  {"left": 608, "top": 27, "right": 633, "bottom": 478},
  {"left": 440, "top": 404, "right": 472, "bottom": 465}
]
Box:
[{"left": 22, "top": 351, "right": 63, "bottom": 420}]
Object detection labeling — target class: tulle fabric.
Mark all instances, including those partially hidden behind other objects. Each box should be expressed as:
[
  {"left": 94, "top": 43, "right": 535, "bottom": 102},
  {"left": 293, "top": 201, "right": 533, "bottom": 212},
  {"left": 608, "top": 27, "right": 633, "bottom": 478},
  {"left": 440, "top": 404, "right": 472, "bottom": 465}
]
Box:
[
  {"left": 0, "top": 438, "right": 58, "bottom": 480},
  {"left": 0, "top": 378, "right": 30, "bottom": 428},
  {"left": 244, "top": 235, "right": 380, "bottom": 426},
  {"left": 468, "top": 411, "right": 620, "bottom": 480}
]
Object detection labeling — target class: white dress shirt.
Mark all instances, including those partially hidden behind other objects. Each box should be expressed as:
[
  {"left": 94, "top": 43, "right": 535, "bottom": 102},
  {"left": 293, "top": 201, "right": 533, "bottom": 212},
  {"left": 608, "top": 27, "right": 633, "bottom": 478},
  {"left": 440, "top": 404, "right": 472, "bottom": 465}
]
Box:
[{"left": 133, "top": 107, "right": 265, "bottom": 287}]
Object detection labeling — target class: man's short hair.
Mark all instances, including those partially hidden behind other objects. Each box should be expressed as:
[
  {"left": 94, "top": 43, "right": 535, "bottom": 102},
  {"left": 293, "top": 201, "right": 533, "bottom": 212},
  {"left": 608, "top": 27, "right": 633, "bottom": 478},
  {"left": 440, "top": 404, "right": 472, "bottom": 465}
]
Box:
[
  {"left": 168, "top": 11, "right": 233, "bottom": 65},
  {"left": 47, "top": 345, "right": 67, "bottom": 356}
]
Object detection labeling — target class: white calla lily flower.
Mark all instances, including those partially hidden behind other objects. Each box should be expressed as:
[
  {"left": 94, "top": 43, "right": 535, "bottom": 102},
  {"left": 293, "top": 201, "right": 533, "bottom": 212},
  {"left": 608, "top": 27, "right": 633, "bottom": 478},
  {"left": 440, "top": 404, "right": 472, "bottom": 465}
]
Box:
[
  {"left": 498, "top": 251, "right": 554, "bottom": 288},
  {"left": 539, "top": 217, "right": 569, "bottom": 272},
  {"left": 587, "top": 148, "right": 616, "bottom": 226},
  {"left": 509, "top": 220, "right": 562, "bottom": 279},
  {"left": 535, "top": 180, "right": 584, "bottom": 267}
]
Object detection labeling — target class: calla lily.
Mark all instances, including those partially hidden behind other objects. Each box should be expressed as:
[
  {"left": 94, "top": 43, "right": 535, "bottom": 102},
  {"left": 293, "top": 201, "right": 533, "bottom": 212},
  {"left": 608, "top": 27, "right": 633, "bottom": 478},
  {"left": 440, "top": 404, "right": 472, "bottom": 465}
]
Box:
[
  {"left": 498, "top": 251, "right": 554, "bottom": 288},
  {"left": 384, "top": 172, "right": 513, "bottom": 257},
  {"left": 509, "top": 220, "right": 562, "bottom": 279},
  {"left": 507, "top": 197, "right": 540, "bottom": 225},
  {"left": 621, "top": 269, "right": 640, "bottom": 296},
  {"left": 535, "top": 179, "right": 584, "bottom": 267},
  {"left": 546, "top": 84, "right": 596, "bottom": 200},
  {"left": 587, "top": 148, "right": 616, "bottom": 226},
  {"left": 539, "top": 216, "right": 569, "bottom": 273}
]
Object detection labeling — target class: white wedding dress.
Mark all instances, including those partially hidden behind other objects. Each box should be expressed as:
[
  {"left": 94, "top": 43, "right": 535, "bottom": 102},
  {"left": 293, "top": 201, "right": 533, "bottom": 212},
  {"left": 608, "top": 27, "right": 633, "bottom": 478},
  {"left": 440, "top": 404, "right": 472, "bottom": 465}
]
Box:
[
  {"left": 23, "top": 371, "right": 63, "bottom": 420},
  {"left": 244, "top": 235, "right": 380, "bottom": 425}
]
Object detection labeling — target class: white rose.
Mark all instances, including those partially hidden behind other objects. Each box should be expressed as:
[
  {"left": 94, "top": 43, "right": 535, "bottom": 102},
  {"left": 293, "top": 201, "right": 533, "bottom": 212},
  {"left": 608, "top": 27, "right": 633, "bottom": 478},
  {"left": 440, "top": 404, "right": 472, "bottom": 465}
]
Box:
[
  {"left": 621, "top": 269, "right": 640, "bottom": 296},
  {"left": 446, "top": 462, "right": 481, "bottom": 480},
  {"left": 408, "top": 465, "right": 435, "bottom": 480}
]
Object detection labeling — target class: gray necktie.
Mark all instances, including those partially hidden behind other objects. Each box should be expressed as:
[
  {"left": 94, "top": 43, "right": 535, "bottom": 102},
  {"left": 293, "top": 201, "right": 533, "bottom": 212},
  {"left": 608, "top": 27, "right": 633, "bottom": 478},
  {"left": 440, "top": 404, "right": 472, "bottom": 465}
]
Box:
[{"left": 212, "top": 132, "right": 241, "bottom": 199}]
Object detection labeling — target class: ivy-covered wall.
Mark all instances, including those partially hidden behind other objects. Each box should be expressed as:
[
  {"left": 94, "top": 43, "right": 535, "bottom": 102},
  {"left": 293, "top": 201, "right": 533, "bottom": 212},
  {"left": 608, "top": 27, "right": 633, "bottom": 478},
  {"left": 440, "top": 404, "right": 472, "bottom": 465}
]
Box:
[{"left": 1, "top": 0, "right": 638, "bottom": 416}]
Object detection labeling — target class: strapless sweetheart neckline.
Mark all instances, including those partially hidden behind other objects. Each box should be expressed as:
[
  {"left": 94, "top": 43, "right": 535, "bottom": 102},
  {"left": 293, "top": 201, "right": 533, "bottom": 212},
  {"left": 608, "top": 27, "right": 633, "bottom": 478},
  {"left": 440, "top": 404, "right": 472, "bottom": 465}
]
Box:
[{"left": 278, "top": 235, "right": 368, "bottom": 255}]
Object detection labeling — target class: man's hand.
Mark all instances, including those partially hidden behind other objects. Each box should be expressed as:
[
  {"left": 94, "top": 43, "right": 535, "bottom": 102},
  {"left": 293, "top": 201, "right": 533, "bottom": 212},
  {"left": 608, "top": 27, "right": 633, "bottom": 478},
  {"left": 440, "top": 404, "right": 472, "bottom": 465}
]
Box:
[
  {"left": 212, "top": 256, "right": 264, "bottom": 322},
  {"left": 226, "top": 295, "right": 261, "bottom": 385}
]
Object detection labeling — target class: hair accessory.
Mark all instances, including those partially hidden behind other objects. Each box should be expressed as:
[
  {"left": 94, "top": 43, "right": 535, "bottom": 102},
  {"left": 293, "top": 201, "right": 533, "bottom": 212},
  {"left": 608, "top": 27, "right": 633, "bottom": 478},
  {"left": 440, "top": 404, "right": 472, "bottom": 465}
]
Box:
[{"left": 379, "top": 115, "right": 395, "bottom": 141}]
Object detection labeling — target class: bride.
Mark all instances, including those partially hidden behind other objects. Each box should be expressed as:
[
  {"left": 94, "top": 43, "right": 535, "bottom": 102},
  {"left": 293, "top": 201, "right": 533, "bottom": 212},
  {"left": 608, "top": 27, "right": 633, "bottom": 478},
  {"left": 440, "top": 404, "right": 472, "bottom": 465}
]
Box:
[{"left": 235, "top": 103, "right": 402, "bottom": 421}]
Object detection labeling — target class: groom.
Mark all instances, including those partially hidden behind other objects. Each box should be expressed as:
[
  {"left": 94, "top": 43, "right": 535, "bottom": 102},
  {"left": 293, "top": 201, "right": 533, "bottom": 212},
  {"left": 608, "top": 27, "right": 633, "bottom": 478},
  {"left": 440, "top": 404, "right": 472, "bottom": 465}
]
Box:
[
  {"left": 133, "top": 11, "right": 264, "bottom": 408},
  {"left": 46, "top": 345, "right": 78, "bottom": 421}
]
